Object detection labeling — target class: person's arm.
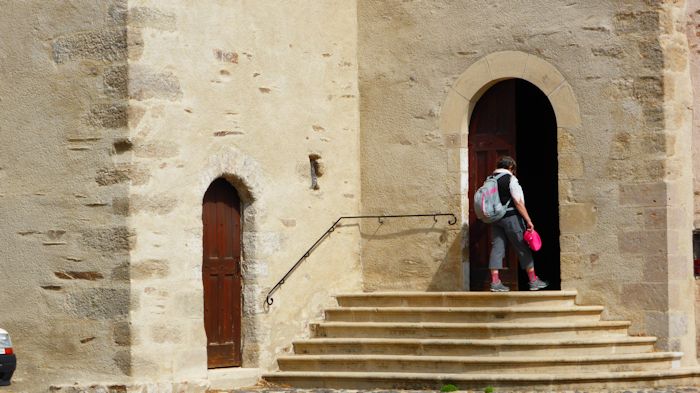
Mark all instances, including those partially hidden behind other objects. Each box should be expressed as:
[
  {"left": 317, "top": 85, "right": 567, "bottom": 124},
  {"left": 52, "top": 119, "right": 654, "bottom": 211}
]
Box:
[
  {"left": 513, "top": 199, "right": 534, "bottom": 231},
  {"left": 509, "top": 175, "right": 534, "bottom": 231}
]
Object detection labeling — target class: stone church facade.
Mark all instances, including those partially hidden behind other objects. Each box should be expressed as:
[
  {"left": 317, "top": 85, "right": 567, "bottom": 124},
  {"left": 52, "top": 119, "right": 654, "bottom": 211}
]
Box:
[{"left": 1, "top": 0, "right": 700, "bottom": 391}]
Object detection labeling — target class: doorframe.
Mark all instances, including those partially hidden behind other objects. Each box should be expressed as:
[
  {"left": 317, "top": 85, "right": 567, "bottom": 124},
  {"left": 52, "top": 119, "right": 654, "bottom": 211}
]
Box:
[
  {"left": 196, "top": 148, "right": 267, "bottom": 370},
  {"left": 439, "top": 51, "right": 582, "bottom": 290}
]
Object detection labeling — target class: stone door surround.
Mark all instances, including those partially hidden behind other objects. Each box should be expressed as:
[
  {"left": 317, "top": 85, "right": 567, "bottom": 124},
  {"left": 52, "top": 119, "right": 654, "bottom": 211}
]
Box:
[{"left": 440, "top": 51, "right": 582, "bottom": 289}]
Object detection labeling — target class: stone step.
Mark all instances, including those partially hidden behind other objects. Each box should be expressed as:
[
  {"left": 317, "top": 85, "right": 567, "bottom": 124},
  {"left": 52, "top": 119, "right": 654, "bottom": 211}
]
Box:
[
  {"left": 293, "top": 336, "right": 657, "bottom": 356},
  {"left": 262, "top": 367, "right": 700, "bottom": 390},
  {"left": 335, "top": 291, "right": 578, "bottom": 308},
  {"left": 324, "top": 306, "right": 603, "bottom": 323},
  {"left": 311, "top": 320, "right": 631, "bottom": 339},
  {"left": 276, "top": 352, "right": 682, "bottom": 374}
]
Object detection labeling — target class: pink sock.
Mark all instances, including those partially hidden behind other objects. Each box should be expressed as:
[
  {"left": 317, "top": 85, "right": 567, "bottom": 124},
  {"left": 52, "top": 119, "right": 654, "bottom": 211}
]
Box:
[
  {"left": 491, "top": 270, "right": 500, "bottom": 283},
  {"left": 527, "top": 269, "right": 537, "bottom": 282}
]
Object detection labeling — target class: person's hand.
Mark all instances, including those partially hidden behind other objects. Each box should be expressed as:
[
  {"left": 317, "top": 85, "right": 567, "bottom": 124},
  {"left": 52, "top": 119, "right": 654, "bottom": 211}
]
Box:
[{"left": 526, "top": 220, "right": 534, "bottom": 231}]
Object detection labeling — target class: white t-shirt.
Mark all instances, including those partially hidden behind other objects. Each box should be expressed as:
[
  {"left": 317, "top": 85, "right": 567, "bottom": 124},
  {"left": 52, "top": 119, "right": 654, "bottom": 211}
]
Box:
[{"left": 494, "top": 168, "right": 524, "bottom": 204}]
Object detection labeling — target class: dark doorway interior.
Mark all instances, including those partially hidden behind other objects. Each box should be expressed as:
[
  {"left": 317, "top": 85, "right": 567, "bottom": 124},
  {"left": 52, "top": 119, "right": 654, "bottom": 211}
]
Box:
[
  {"left": 468, "top": 79, "right": 560, "bottom": 290},
  {"left": 515, "top": 79, "right": 560, "bottom": 290}
]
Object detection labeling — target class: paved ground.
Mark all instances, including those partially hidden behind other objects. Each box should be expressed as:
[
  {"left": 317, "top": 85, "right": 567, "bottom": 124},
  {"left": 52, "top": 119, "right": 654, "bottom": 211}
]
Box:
[{"left": 216, "top": 387, "right": 700, "bottom": 393}]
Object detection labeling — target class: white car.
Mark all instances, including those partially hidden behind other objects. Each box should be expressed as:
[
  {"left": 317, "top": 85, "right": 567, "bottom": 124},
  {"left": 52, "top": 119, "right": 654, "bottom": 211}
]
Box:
[{"left": 0, "top": 329, "right": 15, "bottom": 385}]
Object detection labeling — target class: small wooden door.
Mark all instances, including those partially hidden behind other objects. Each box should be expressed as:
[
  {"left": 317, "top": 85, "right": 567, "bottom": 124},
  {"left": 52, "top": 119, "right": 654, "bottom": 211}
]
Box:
[
  {"left": 468, "top": 80, "right": 519, "bottom": 291},
  {"left": 202, "top": 178, "right": 242, "bottom": 368}
]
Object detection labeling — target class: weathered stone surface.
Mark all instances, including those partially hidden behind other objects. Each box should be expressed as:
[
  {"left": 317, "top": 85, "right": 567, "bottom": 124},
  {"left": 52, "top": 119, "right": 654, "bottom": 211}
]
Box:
[
  {"left": 103, "top": 65, "right": 128, "bottom": 98},
  {"left": 131, "top": 259, "right": 169, "bottom": 280},
  {"left": 129, "top": 66, "right": 182, "bottom": 101},
  {"left": 66, "top": 288, "right": 129, "bottom": 319},
  {"left": 619, "top": 182, "right": 668, "bottom": 207},
  {"left": 86, "top": 104, "right": 128, "bottom": 128},
  {"left": 52, "top": 28, "right": 127, "bottom": 64},
  {"left": 81, "top": 226, "right": 134, "bottom": 253},
  {"left": 113, "top": 321, "right": 130, "bottom": 346},
  {"left": 618, "top": 230, "right": 668, "bottom": 255},
  {"left": 559, "top": 203, "right": 597, "bottom": 233},
  {"left": 96, "top": 165, "right": 149, "bottom": 186},
  {"left": 129, "top": 7, "right": 177, "bottom": 31}
]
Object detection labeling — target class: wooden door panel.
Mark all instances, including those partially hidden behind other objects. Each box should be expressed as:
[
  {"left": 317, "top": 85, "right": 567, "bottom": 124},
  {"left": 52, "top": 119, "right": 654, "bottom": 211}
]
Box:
[
  {"left": 203, "top": 178, "right": 242, "bottom": 368},
  {"left": 468, "top": 80, "right": 519, "bottom": 291}
]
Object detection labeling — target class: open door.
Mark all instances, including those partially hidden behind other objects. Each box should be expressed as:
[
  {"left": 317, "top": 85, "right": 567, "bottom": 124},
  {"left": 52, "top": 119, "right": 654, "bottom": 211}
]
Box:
[{"left": 468, "top": 79, "right": 560, "bottom": 291}]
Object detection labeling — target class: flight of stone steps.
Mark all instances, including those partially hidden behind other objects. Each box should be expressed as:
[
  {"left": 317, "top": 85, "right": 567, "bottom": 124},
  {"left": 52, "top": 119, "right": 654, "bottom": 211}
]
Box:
[{"left": 263, "top": 291, "right": 700, "bottom": 390}]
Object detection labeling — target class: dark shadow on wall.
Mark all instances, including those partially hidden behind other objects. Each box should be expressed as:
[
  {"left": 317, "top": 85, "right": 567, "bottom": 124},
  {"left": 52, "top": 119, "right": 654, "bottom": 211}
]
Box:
[{"left": 359, "top": 218, "right": 461, "bottom": 291}]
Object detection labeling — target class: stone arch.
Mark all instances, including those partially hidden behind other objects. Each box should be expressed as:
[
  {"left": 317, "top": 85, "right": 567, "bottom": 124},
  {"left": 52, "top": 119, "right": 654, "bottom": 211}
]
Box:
[
  {"left": 440, "top": 50, "right": 581, "bottom": 218},
  {"left": 197, "top": 146, "right": 268, "bottom": 369},
  {"left": 439, "top": 51, "right": 581, "bottom": 289}
]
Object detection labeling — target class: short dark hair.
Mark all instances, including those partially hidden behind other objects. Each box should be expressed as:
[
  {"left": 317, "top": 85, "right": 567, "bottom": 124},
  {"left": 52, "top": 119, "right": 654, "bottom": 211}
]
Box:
[{"left": 496, "top": 156, "right": 517, "bottom": 170}]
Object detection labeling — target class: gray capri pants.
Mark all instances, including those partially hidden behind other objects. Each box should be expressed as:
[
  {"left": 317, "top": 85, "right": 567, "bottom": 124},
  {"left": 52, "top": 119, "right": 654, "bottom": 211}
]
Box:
[{"left": 488, "top": 215, "right": 534, "bottom": 270}]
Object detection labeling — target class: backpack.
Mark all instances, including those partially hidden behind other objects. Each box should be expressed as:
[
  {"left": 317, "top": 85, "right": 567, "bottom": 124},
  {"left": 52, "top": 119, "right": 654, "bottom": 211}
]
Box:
[{"left": 473, "top": 172, "right": 511, "bottom": 223}]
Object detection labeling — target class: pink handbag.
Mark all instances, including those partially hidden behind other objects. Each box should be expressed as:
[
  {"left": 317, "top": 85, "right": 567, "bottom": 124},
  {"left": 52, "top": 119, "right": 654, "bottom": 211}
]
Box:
[{"left": 523, "top": 229, "right": 542, "bottom": 251}]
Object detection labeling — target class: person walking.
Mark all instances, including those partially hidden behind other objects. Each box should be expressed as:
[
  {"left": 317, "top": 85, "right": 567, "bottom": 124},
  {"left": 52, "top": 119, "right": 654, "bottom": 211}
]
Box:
[{"left": 488, "top": 156, "right": 548, "bottom": 292}]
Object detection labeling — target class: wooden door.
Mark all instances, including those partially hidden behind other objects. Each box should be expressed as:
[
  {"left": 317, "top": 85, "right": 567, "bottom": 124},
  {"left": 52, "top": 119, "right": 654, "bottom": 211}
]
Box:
[
  {"left": 203, "top": 178, "right": 242, "bottom": 368},
  {"left": 468, "top": 80, "right": 519, "bottom": 291}
]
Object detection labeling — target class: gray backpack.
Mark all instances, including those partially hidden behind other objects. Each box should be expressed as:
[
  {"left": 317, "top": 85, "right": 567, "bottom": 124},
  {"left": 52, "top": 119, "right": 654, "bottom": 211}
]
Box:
[{"left": 473, "top": 172, "right": 511, "bottom": 223}]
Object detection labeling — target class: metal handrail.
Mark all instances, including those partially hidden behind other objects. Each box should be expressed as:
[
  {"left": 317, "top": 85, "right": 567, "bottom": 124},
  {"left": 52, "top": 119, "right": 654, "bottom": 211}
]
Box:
[{"left": 264, "top": 213, "right": 458, "bottom": 307}]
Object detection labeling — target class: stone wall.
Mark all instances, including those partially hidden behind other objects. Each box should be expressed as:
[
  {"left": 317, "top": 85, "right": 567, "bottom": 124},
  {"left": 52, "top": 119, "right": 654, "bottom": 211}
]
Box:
[
  {"left": 0, "top": 0, "right": 132, "bottom": 389},
  {"left": 686, "top": 0, "right": 700, "bottom": 361},
  {"left": 126, "top": 0, "right": 362, "bottom": 386},
  {"left": 358, "top": 0, "right": 697, "bottom": 363},
  {"left": 689, "top": 0, "right": 700, "bottom": 229}
]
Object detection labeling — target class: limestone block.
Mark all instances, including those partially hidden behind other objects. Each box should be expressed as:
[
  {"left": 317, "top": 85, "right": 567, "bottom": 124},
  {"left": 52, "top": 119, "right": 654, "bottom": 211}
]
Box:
[
  {"left": 113, "top": 321, "right": 130, "bottom": 346},
  {"left": 559, "top": 203, "right": 597, "bottom": 233},
  {"left": 438, "top": 88, "right": 469, "bottom": 134},
  {"left": 618, "top": 230, "right": 668, "bottom": 255},
  {"left": 485, "top": 50, "right": 528, "bottom": 80},
  {"left": 81, "top": 226, "right": 135, "bottom": 253},
  {"left": 443, "top": 132, "right": 468, "bottom": 148},
  {"left": 150, "top": 324, "right": 181, "bottom": 344},
  {"left": 669, "top": 311, "right": 689, "bottom": 338},
  {"left": 559, "top": 253, "right": 586, "bottom": 280},
  {"left": 65, "top": 288, "right": 129, "bottom": 319},
  {"left": 668, "top": 253, "right": 694, "bottom": 279},
  {"left": 669, "top": 278, "right": 695, "bottom": 310},
  {"left": 642, "top": 254, "right": 668, "bottom": 282},
  {"left": 621, "top": 282, "right": 668, "bottom": 311},
  {"left": 645, "top": 311, "right": 670, "bottom": 338},
  {"left": 447, "top": 147, "right": 467, "bottom": 173},
  {"left": 558, "top": 180, "right": 573, "bottom": 203},
  {"left": 52, "top": 28, "right": 127, "bottom": 64},
  {"left": 131, "top": 259, "right": 169, "bottom": 280},
  {"left": 453, "top": 58, "right": 491, "bottom": 100},
  {"left": 523, "top": 54, "right": 565, "bottom": 96},
  {"left": 619, "top": 182, "right": 667, "bottom": 207},
  {"left": 549, "top": 83, "right": 582, "bottom": 128},
  {"left": 86, "top": 103, "right": 128, "bottom": 128},
  {"left": 129, "top": 7, "right": 177, "bottom": 31},
  {"left": 558, "top": 154, "right": 584, "bottom": 179},
  {"left": 129, "top": 66, "right": 182, "bottom": 101},
  {"left": 557, "top": 127, "right": 576, "bottom": 153},
  {"left": 559, "top": 233, "right": 581, "bottom": 253},
  {"left": 103, "top": 65, "right": 128, "bottom": 98},
  {"left": 643, "top": 207, "right": 666, "bottom": 229}
]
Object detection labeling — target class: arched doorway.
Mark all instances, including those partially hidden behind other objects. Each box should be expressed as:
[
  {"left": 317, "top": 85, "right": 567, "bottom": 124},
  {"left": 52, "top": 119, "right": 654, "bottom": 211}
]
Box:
[
  {"left": 202, "top": 178, "right": 242, "bottom": 368},
  {"left": 468, "top": 79, "right": 560, "bottom": 291}
]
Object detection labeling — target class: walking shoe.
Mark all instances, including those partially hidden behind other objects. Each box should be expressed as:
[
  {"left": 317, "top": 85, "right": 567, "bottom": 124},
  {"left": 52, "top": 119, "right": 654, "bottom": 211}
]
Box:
[
  {"left": 490, "top": 281, "right": 510, "bottom": 292},
  {"left": 529, "top": 277, "right": 549, "bottom": 291}
]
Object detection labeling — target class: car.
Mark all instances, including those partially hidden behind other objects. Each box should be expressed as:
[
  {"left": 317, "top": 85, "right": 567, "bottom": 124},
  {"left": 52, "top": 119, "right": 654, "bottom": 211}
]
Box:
[{"left": 0, "top": 328, "right": 15, "bottom": 386}]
